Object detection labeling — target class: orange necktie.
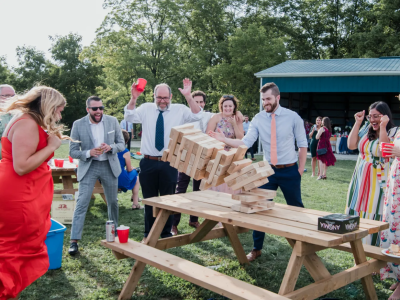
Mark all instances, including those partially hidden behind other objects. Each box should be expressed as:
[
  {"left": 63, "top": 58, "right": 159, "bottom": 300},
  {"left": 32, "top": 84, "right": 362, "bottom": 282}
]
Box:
[{"left": 270, "top": 113, "right": 278, "bottom": 165}]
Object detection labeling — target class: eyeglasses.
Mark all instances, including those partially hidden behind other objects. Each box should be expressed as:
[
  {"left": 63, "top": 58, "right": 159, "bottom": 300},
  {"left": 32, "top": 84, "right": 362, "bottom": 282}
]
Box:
[
  {"left": 0, "top": 94, "right": 15, "bottom": 98},
  {"left": 366, "top": 114, "right": 382, "bottom": 121},
  {"left": 88, "top": 106, "right": 105, "bottom": 111},
  {"left": 222, "top": 95, "right": 234, "bottom": 99},
  {"left": 156, "top": 97, "right": 170, "bottom": 101}
]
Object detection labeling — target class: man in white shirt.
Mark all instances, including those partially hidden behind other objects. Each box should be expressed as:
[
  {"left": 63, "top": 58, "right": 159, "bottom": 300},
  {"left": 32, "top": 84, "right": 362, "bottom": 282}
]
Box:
[
  {"left": 243, "top": 115, "right": 255, "bottom": 161},
  {"left": 69, "top": 96, "right": 125, "bottom": 255},
  {"left": 124, "top": 78, "right": 202, "bottom": 242},
  {"left": 120, "top": 119, "right": 134, "bottom": 151}
]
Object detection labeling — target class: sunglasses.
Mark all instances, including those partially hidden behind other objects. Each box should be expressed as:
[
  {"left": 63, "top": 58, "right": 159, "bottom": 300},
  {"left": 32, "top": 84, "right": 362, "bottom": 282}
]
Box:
[
  {"left": 222, "top": 95, "right": 234, "bottom": 99},
  {"left": 88, "top": 106, "right": 105, "bottom": 111}
]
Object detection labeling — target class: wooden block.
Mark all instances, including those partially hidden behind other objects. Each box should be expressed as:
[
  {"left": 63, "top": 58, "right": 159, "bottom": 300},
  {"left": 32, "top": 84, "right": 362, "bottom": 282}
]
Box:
[
  {"left": 181, "top": 149, "right": 187, "bottom": 161},
  {"left": 171, "top": 123, "right": 194, "bottom": 131},
  {"left": 231, "top": 202, "right": 274, "bottom": 214},
  {"left": 232, "top": 145, "right": 248, "bottom": 162},
  {"left": 207, "top": 151, "right": 223, "bottom": 183},
  {"left": 227, "top": 159, "right": 253, "bottom": 174},
  {"left": 219, "top": 150, "right": 236, "bottom": 166},
  {"left": 230, "top": 169, "right": 272, "bottom": 191},
  {"left": 242, "top": 177, "right": 270, "bottom": 191},
  {"left": 190, "top": 143, "right": 207, "bottom": 178},
  {"left": 173, "top": 143, "right": 180, "bottom": 156},
  {"left": 177, "top": 128, "right": 202, "bottom": 143},
  {"left": 232, "top": 193, "right": 267, "bottom": 202},
  {"left": 211, "top": 174, "right": 228, "bottom": 187},
  {"left": 186, "top": 164, "right": 192, "bottom": 176},
  {"left": 197, "top": 157, "right": 211, "bottom": 170},
  {"left": 193, "top": 169, "right": 206, "bottom": 181},
  {"left": 200, "top": 179, "right": 212, "bottom": 190},
  {"left": 167, "top": 129, "right": 180, "bottom": 162},
  {"left": 206, "top": 160, "right": 214, "bottom": 173},
  {"left": 170, "top": 155, "right": 177, "bottom": 166},
  {"left": 167, "top": 139, "right": 173, "bottom": 150},
  {"left": 178, "top": 161, "right": 185, "bottom": 172},
  {"left": 215, "top": 164, "right": 230, "bottom": 176},
  {"left": 189, "top": 153, "right": 196, "bottom": 165},
  {"left": 180, "top": 133, "right": 207, "bottom": 151},
  {"left": 182, "top": 140, "right": 196, "bottom": 172},
  {"left": 243, "top": 188, "right": 277, "bottom": 198},
  {"left": 224, "top": 163, "right": 258, "bottom": 183},
  {"left": 193, "top": 137, "right": 216, "bottom": 153},
  {"left": 161, "top": 149, "right": 169, "bottom": 162},
  {"left": 211, "top": 145, "right": 225, "bottom": 159},
  {"left": 258, "top": 161, "right": 271, "bottom": 167}
]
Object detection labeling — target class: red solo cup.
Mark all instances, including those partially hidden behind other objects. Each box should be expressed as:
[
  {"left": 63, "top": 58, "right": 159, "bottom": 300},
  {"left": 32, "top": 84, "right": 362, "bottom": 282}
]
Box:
[
  {"left": 136, "top": 78, "right": 147, "bottom": 92},
  {"left": 381, "top": 143, "right": 394, "bottom": 157},
  {"left": 69, "top": 156, "right": 73, "bottom": 163},
  {"left": 117, "top": 225, "right": 130, "bottom": 243},
  {"left": 59, "top": 160, "right": 64, "bottom": 167},
  {"left": 54, "top": 159, "right": 60, "bottom": 167}
]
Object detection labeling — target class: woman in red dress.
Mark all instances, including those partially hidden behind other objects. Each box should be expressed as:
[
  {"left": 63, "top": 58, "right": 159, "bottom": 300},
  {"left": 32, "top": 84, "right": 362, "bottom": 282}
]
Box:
[
  {"left": 316, "top": 117, "right": 336, "bottom": 180},
  {"left": 0, "top": 86, "right": 66, "bottom": 300}
]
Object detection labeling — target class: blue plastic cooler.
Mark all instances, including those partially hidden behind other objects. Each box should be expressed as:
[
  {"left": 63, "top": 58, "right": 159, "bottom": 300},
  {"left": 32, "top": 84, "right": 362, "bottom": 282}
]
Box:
[{"left": 45, "top": 219, "right": 67, "bottom": 269}]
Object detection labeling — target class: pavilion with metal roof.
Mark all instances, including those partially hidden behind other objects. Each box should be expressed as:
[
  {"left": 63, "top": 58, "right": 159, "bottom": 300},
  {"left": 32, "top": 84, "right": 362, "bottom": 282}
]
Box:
[{"left": 255, "top": 57, "right": 400, "bottom": 126}]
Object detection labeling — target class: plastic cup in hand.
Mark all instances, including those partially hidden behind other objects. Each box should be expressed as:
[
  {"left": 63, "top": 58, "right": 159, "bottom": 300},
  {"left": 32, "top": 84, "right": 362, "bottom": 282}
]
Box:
[
  {"left": 117, "top": 225, "right": 130, "bottom": 243},
  {"left": 136, "top": 78, "right": 147, "bottom": 92},
  {"left": 381, "top": 143, "right": 394, "bottom": 157}
]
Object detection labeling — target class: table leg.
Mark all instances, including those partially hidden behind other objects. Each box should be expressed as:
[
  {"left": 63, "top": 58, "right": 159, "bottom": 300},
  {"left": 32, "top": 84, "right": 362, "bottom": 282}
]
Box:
[
  {"left": 222, "top": 223, "right": 249, "bottom": 265},
  {"left": 118, "top": 209, "right": 171, "bottom": 300},
  {"left": 188, "top": 219, "right": 218, "bottom": 243},
  {"left": 287, "top": 239, "right": 331, "bottom": 281},
  {"left": 279, "top": 244, "right": 305, "bottom": 295},
  {"left": 350, "top": 239, "right": 378, "bottom": 300},
  {"left": 62, "top": 175, "right": 74, "bottom": 191}
]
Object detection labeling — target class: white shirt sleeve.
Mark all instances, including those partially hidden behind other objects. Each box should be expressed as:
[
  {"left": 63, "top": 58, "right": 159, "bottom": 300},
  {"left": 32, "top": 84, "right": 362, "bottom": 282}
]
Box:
[
  {"left": 124, "top": 104, "right": 145, "bottom": 123},
  {"left": 181, "top": 105, "right": 203, "bottom": 123}
]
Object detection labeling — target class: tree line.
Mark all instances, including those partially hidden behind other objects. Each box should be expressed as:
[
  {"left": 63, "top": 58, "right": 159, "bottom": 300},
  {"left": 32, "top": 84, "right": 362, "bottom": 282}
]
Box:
[{"left": 1, "top": 0, "right": 398, "bottom": 128}]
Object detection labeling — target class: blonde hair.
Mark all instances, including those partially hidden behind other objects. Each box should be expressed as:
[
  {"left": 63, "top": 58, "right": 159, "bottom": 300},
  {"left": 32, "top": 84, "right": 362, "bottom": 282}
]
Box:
[{"left": 0, "top": 86, "right": 70, "bottom": 140}]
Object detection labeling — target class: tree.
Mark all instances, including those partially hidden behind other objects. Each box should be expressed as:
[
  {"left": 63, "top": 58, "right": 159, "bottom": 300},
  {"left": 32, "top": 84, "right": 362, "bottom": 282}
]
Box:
[{"left": 0, "top": 56, "right": 12, "bottom": 84}]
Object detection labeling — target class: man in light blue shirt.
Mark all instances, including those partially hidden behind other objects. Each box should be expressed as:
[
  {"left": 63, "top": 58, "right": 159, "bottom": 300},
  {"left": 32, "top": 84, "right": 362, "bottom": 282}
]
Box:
[
  {"left": 120, "top": 119, "right": 134, "bottom": 151},
  {"left": 210, "top": 82, "right": 307, "bottom": 262}
]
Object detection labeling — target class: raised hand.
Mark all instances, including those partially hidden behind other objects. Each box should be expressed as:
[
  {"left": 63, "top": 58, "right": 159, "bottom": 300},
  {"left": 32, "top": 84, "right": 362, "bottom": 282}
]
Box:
[
  {"left": 208, "top": 128, "right": 226, "bottom": 142},
  {"left": 178, "top": 78, "right": 192, "bottom": 98},
  {"left": 354, "top": 110, "right": 365, "bottom": 123},
  {"left": 130, "top": 80, "right": 144, "bottom": 101},
  {"left": 380, "top": 115, "right": 389, "bottom": 128}
]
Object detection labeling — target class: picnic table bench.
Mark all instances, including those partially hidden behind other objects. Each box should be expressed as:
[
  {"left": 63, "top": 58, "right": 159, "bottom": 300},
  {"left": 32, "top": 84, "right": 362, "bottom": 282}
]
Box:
[{"left": 102, "top": 190, "right": 394, "bottom": 300}]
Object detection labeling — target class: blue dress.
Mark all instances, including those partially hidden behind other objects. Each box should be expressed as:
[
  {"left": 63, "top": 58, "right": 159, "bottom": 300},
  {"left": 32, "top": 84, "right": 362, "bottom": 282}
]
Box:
[{"left": 118, "top": 149, "right": 138, "bottom": 192}]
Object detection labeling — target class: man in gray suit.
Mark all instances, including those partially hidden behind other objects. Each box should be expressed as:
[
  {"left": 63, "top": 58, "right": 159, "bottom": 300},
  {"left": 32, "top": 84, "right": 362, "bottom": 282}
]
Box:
[{"left": 68, "top": 96, "right": 125, "bottom": 255}]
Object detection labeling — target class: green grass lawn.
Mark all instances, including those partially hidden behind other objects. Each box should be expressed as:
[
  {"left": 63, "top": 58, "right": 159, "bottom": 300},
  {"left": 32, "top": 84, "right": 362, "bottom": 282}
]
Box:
[{"left": 21, "top": 144, "right": 394, "bottom": 299}]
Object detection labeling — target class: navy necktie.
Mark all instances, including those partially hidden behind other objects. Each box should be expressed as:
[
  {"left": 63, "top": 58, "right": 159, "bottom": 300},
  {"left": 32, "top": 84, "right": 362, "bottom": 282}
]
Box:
[{"left": 155, "top": 110, "right": 164, "bottom": 151}]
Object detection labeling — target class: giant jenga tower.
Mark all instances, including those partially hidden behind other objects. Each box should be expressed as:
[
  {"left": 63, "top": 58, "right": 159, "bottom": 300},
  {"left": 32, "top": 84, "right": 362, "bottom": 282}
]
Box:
[{"left": 161, "top": 124, "right": 276, "bottom": 213}]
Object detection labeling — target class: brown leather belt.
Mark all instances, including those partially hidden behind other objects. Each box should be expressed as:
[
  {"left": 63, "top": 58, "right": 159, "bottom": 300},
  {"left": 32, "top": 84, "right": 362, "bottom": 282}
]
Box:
[
  {"left": 271, "top": 163, "right": 296, "bottom": 169},
  {"left": 144, "top": 155, "right": 163, "bottom": 161}
]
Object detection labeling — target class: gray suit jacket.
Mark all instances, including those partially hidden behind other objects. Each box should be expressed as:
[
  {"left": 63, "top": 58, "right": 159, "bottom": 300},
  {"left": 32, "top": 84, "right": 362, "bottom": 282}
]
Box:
[{"left": 69, "top": 114, "right": 125, "bottom": 181}]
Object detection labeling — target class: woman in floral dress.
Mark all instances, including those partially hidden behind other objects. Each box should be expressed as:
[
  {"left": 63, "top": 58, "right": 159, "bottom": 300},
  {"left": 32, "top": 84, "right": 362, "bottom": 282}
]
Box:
[
  {"left": 380, "top": 130, "right": 400, "bottom": 300},
  {"left": 206, "top": 95, "right": 244, "bottom": 193},
  {"left": 346, "top": 101, "right": 397, "bottom": 246}
]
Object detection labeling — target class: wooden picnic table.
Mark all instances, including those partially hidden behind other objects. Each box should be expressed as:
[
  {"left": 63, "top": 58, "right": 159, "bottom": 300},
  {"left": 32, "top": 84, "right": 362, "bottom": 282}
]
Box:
[
  {"left": 51, "top": 160, "right": 106, "bottom": 202},
  {"left": 102, "top": 190, "right": 393, "bottom": 300}
]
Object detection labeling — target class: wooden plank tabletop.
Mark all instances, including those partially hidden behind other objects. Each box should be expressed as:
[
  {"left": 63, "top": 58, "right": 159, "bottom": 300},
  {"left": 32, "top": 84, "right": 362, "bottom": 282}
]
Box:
[{"left": 143, "top": 191, "right": 387, "bottom": 248}]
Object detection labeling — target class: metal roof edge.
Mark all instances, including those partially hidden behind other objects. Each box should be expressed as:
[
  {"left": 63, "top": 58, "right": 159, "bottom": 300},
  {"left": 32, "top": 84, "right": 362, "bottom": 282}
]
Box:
[{"left": 254, "top": 71, "right": 400, "bottom": 78}]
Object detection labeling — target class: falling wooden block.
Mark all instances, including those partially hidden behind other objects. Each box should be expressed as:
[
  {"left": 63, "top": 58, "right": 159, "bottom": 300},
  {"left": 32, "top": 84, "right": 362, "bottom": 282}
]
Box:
[
  {"left": 206, "top": 160, "right": 214, "bottom": 173},
  {"left": 211, "top": 174, "right": 228, "bottom": 187},
  {"left": 178, "top": 161, "right": 185, "bottom": 172},
  {"left": 193, "top": 169, "right": 206, "bottom": 180},
  {"left": 173, "top": 143, "right": 180, "bottom": 156},
  {"left": 207, "top": 151, "right": 223, "bottom": 183},
  {"left": 224, "top": 163, "right": 258, "bottom": 183},
  {"left": 215, "top": 164, "right": 230, "bottom": 176},
  {"left": 227, "top": 159, "right": 252, "bottom": 174},
  {"left": 243, "top": 188, "right": 277, "bottom": 198},
  {"left": 161, "top": 149, "right": 169, "bottom": 162},
  {"left": 197, "top": 157, "right": 211, "bottom": 170},
  {"left": 211, "top": 144, "right": 225, "bottom": 159},
  {"left": 242, "top": 177, "right": 270, "bottom": 191},
  {"left": 181, "top": 149, "right": 187, "bottom": 161},
  {"left": 177, "top": 128, "right": 202, "bottom": 143},
  {"left": 219, "top": 150, "right": 236, "bottom": 166},
  {"left": 170, "top": 155, "right": 177, "bottom": 166},
  {"left": 200, "top": 179, "right": 212, "bottom": 191},
  {"left": 230, "top": 168, "right": 273, "bottom": 191},
  {"left": 232, "top": 145, "right": 248, "bottom": 162}
]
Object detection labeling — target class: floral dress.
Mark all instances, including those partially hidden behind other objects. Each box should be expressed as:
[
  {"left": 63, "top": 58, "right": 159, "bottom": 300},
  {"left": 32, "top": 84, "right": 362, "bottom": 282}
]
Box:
[
  {"left": 381, "top": 130, "right": 400, "bottom": 281},
  {"left": 345, "top": 122, "right": 398, "bottom": 246}
]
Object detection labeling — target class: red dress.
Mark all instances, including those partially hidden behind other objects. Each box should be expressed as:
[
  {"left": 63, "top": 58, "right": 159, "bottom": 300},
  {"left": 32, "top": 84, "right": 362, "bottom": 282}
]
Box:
[
  {"left": 0, "top": 119, "right": 54, "bottom": 299},
  {"left": 316, "top": 127, "right": 336, "bottom": 166}
]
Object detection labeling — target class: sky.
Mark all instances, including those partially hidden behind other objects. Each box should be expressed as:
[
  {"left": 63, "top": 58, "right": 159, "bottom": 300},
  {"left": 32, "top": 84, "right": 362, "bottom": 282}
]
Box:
[{"left": 1, "top": 0, "right": 110, "bottom": 67}]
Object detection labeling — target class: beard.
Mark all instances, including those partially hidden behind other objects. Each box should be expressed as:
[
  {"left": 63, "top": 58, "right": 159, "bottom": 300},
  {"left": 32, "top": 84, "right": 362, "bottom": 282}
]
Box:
[
  {"left": 157, "top": 103, "right": 169, "bottom": 111},
  {"left": 90, "top": 112, "right": 103, "bottom": 123},
  {"left": 264, "top": 101, "right": 278, "bottom": 113}
]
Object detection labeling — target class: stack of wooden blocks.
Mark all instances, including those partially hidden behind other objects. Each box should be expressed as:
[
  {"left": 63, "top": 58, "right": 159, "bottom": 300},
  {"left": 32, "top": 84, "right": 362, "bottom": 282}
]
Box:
[{"left": 161, "top": 124, "right": 277, "bottom": 213}]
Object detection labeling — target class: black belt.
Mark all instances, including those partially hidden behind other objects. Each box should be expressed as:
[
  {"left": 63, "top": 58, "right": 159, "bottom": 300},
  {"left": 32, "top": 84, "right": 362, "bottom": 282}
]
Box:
[{"left": 271, "top": 163, "right": 296, "bottom": 169}]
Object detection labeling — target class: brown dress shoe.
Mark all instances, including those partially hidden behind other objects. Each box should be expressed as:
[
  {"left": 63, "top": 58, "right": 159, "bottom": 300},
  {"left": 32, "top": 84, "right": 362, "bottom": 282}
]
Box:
[
  {"left": 171, "top": 225, "right": 178, "bottom": 236},
  {"left": 189, "top": 221, "right": 200, "bottom": 228},
  {"left": 246, "top": 249, "right": 261, "bottom": 262}
]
